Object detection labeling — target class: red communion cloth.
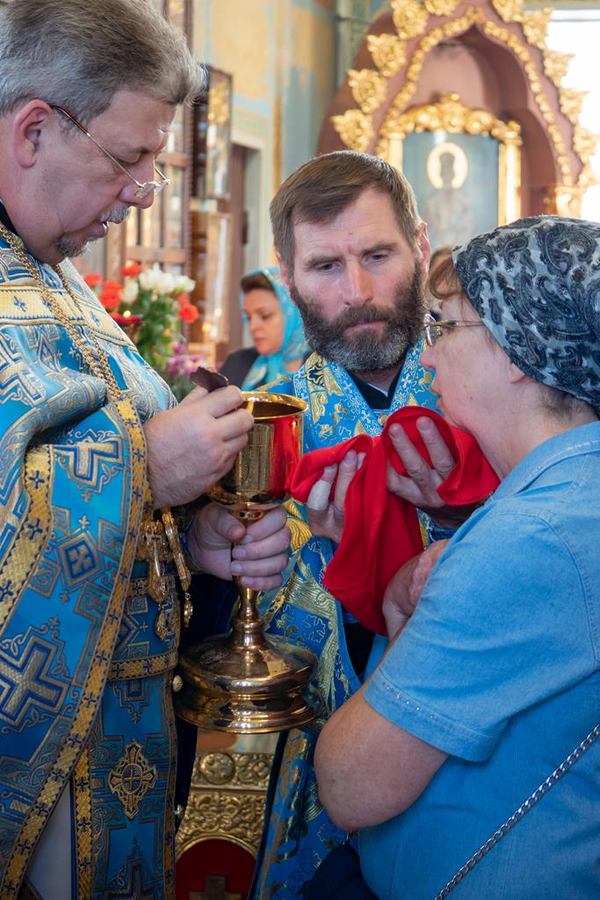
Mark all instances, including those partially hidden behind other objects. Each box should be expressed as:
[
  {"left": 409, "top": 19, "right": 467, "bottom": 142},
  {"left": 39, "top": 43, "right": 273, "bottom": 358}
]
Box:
[{"left": 288, "top": 406, "right": 499, "bottom": 635}]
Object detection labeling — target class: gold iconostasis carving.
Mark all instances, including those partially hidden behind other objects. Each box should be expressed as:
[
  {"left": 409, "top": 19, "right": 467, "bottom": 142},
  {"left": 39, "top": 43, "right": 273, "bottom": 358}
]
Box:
[{"left": 326, "top": 0, "right": 597, "bottom": 227}]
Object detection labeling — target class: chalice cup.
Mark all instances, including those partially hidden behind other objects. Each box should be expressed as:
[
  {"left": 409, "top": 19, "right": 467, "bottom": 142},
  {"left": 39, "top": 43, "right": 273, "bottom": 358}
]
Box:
[{"left": 174, "top": 391, "right": 320, "bottom": 733}]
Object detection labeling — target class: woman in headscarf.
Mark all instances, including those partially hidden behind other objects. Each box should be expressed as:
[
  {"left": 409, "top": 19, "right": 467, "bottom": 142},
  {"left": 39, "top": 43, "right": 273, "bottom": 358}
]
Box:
[
  {"left": 312, "top": 215, "right": 600, "bottom": 900},
  {"left": 220, "top": 266, "right": 308, "bottom": 389}
]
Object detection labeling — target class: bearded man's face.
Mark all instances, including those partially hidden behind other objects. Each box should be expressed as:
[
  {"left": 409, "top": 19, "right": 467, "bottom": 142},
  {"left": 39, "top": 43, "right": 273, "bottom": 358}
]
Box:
[
  {"left": 285, "top": 187, "right": 426, "bottom": 373},
  {"left": 291, "top": 263, "right": 424, "bottom": 372}
]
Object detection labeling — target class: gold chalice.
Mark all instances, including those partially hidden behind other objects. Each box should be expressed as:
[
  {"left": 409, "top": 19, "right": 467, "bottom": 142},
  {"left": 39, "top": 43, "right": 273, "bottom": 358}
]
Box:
[{"left": 174, "top": 392, "right": 320, "bottom": 733}]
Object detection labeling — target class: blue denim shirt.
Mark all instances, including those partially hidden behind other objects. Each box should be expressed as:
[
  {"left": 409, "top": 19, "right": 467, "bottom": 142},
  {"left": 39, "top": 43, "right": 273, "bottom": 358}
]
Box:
[{"left": 361, "top": 421, "right": 600, "bottom": 900}]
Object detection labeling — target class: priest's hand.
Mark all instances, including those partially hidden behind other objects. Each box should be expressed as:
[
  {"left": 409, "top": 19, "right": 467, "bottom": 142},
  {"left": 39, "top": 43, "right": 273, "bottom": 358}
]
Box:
[
  {"left": 305, "top": 449, "right": 366, "bottom": 544},
  {"left": 386, "top": 416, "right": 475, "bottom": 529},
  {"left": 144, "top": 386, "right": 253, "bottom": 509},
  {"left": 382, "top": 540, "right": 448, "bottom": 638},
  {"left": 185, "top": 504, "right": 290, "bottom": 590}
]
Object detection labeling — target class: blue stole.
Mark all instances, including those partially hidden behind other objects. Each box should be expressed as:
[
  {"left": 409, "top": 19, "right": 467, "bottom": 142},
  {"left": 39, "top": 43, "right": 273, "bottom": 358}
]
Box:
[
  {"left": 251, "top": 348, "right": 437, "bottom": 900},
  {"left": 0, "top": 237, "right": 179, "bottom": 899}
]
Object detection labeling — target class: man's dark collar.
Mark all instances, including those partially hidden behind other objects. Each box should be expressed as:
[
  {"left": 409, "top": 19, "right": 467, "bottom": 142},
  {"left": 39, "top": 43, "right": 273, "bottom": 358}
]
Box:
[{"left": 348, "top": 366, "right": 402, "bottom": 410}]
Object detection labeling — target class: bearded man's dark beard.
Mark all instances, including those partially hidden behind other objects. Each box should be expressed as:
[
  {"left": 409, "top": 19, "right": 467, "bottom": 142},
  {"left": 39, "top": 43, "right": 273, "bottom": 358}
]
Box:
[{"left": 290, "top": 265, "right": 425, "bottom": 373}]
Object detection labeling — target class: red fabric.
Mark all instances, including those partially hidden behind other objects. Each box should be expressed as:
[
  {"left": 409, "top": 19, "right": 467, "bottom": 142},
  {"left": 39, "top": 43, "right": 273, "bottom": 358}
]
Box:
[{"left": 288, "top": 406, "right": 499, "bottom": 635}]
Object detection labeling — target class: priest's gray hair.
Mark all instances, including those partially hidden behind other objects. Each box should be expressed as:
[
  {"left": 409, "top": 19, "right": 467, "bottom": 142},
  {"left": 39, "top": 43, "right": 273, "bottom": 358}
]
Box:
[{"left": 0, "top": 0, "right": 204, "bottom": 122}]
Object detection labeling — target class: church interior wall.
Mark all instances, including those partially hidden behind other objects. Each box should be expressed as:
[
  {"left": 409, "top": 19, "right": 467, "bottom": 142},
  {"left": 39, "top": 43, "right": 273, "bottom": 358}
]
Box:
[{"left": 192, "top": 0, "right": 337, "bottom": 271}]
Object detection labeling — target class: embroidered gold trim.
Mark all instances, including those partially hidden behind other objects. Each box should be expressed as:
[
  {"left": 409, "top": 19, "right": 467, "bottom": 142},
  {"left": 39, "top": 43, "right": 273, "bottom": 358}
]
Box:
[
  {"left": 73, "top": 747, "right": 93, "bottom": 897},
  {"left": 0, "top": 445, "right": 53, "bottom": 631},
  {"left": 108, "top": 740, "right": 158, "bottom": 820},
  {"left": 108, "top": 649, "right": 178, "bottom": 681}
]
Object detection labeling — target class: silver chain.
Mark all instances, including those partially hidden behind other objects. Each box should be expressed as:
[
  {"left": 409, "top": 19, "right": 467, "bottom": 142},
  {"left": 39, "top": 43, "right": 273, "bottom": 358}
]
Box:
[{"left": 433, "top": 721, "right": 600, "bottom": 900}]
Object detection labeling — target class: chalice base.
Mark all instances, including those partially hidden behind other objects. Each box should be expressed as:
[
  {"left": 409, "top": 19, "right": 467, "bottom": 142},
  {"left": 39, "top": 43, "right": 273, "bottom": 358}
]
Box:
[{"left": 174, "top": 633, "right": 321, "bottom": 733}]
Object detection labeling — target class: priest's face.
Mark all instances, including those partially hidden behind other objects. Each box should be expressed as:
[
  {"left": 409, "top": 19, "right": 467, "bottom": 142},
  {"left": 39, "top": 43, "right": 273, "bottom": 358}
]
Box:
[
  {"left": 14, "top": 89, "right": 174, "bottom": 265},
  {"left": 282, "top": 187, "right": 428, "bottom": 373}
]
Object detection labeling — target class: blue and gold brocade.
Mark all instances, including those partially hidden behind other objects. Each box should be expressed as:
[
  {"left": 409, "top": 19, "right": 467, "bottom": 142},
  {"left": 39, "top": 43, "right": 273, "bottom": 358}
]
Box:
[{"left": 0, "top": 238, "right": 179, "bottom": 900}]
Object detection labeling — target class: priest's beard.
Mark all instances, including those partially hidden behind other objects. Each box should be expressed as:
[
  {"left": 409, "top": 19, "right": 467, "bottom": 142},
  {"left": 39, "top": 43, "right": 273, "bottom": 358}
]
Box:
[
  {"left": 290, "top": 264, "right": 424, "bottom": 373},
  {"left": 55, "top": 206, "right": 131, "bottom": 259}
]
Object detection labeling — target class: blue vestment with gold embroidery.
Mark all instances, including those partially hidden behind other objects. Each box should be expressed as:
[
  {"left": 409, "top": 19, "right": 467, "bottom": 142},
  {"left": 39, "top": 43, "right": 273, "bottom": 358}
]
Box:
[
  {"left": 250, "top": 349, "right": 438, "bottom": 899},
  {"left": 0, "top": 235, "right": 181, "bottom": 899}
]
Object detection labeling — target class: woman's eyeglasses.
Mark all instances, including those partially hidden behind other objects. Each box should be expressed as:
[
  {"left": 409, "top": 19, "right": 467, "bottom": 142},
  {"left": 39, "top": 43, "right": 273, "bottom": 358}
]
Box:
[{"left": 424, "top": 311, "right": 485, "bottom": 347}]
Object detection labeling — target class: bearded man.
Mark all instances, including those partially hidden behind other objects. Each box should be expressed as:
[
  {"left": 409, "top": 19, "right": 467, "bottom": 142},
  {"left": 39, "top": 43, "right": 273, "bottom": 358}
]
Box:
[{"left": 250, "top": 151, "right": 466, "bottom": 899}]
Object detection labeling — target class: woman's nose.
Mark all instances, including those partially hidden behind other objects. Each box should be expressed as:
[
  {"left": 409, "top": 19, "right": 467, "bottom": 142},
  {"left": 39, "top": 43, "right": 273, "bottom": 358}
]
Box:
[{"left": 420, "top": 342, "right": 437, "bottom": 370}]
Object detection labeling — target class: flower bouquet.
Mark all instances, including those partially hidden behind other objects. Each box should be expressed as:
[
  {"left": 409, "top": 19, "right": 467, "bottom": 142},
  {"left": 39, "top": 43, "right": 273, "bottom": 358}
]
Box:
[{"left": 84, "top": 263, "right": 199, "bottom": 372}]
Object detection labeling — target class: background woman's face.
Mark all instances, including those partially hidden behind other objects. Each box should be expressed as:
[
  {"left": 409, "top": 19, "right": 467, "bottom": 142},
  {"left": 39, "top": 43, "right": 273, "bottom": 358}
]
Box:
[{"left": 243, "top": 288, "right": 284, "bottom": 356}]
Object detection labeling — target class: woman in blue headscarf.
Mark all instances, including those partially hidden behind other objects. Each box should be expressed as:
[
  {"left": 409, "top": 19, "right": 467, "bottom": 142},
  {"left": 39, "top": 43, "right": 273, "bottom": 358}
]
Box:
[{"left": 220, "top": 266, "right": 309, "bottom": 389}]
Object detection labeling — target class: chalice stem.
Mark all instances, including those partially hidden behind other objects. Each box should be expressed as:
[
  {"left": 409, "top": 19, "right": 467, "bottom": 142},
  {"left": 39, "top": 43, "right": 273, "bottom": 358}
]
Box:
[{"left": 230, "top": 580, "right": 268, "bottom": 651}]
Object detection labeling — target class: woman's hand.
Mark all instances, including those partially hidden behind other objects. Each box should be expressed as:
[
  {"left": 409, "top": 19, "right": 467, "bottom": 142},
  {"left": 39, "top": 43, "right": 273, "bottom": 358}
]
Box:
[
  {"left": 382, "top": 540, "right": 448, "bottom": 638},
  {"left": 386, "top": 418, "right": 476, "bottom": 528}
]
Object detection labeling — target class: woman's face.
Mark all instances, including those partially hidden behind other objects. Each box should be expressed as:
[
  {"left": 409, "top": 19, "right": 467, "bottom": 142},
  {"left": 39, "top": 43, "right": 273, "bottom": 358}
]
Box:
[{"left": 243, "top": 288, "right": 284, "bottom": 356}]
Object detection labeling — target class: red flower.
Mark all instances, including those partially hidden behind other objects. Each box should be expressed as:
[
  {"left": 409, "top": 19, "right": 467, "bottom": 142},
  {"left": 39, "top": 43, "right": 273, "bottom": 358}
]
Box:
[
  {"left": 84, "top": 272, "right": 103, "bottom": 288},
  {"left": 101, "top": 280, "right": 124, "bottom": 294},
  {"left": 99, "top": 293, "right": 122, "bottom": 311},
  {"left": 121, "top": 262, "right": 142, "bottom": 278},
  {"left": 175, "top": 293, "right": 189, "bottom": 307},
  {"left": 98, "top": 280, "right": 123, "bottom": 311},
  {"left": 178, "top": 303, "right": 199, "bottom": 323}
]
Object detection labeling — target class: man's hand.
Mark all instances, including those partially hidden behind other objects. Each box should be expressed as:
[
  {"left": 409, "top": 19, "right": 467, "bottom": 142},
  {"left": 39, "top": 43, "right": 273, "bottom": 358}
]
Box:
[
  {"left": 382, "top": 539, "right": 448, "bottom": 638},
  {"left": 305, "top": 450, "right": 366, "bottom": 543},
  {"left": 144, "top": 386, "right": 253, "bottom": 509},
  {"left": 386, "top": 417, "right": 474, "bottom": 529},
  {"left": 186, "top": 504, "right": 290, "bottom": 591}
]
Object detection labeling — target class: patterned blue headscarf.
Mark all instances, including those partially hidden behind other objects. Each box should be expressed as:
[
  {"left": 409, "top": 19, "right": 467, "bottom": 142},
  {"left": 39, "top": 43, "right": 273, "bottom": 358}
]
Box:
[
  {"left": 453, "top": 215, "right": 600, "bottom": 406},
  {"left": 241, "top": 266, "right": 308, "bottom": 391}
]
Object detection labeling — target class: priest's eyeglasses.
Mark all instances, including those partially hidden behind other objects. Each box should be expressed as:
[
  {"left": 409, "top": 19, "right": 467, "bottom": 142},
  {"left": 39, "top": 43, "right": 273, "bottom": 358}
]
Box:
[
  {"left": 51, "top": 105, "right": 171, "bottom": 198},
  {"left": 424, "top": 312, "right": 485, "bottom": 347}
]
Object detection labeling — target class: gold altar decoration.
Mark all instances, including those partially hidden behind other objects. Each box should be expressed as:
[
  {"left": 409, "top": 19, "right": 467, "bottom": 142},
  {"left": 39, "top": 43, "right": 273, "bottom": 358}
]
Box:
[
  {"left": 379, "top": 92, "right": 521, "bottom": 227},
  {"left": 560, "top": 88, "right": 587, "bottom": 126},
  {"left": 330, "top": 108, "right": 374, "bottom": 154},
  {"left": 367, "top": 34, "right": 406, "bottom": 77},
  {"left": 424, "top": 0, "right": 460, "bottom": 15},
  {"left": 176, "top": 748, "right": 274, "bottom": 859},
  {"left": 174, "top": 392, "right": 320, "bottom": 734},
  {"left": 330, "top": 0, "right": 597, "bottom": 218},
  {"left": 543, "top": 185, "right": 587, "bottom": 219},
  {"left": 543, "top": 50, "right": 574, "bottom": 87},
  {"left": 348, "top": 68, "right": 388, "bottom": 114},
  {"left": 392, "top": 0, "right": 428, "bottom": 39}
]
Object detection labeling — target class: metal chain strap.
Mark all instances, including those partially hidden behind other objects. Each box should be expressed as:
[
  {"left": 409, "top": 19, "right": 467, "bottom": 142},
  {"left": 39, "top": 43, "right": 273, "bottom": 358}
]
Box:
[
  {"left": 0, "top": 221, "right": 122, "bottom": 399},
  {"left": 433, "top": 722, "right": 600, "bottom": 900}
]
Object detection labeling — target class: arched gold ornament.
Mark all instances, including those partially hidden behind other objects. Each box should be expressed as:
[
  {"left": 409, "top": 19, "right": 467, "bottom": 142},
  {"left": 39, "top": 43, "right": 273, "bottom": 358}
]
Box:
[{"left": 332, "top": 0, "right": 597, "bottom": 215}]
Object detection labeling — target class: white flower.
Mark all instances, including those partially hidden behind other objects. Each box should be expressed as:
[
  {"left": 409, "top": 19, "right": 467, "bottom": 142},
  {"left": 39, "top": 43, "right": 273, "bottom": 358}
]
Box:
[
  {"left": 156, "top": 270, "right": 176, "bottom": 294},
  {"left": 137, "top": 265, "right": 194, "bottom": 298},
  {"left": 173, "top": 275, "right": 196, "bottom": 294},
  {"left": 138, "top": 264, "right": 174, "bottom": 293},
  {"left": 121, "top": 279, "right": 139, "bottom": 303}
]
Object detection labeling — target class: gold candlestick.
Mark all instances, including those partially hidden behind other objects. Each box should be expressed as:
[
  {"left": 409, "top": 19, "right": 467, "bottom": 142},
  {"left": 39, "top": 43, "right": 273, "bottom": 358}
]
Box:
[{"left": 174, "top": 392, "right": 320, "bottom": 733}]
